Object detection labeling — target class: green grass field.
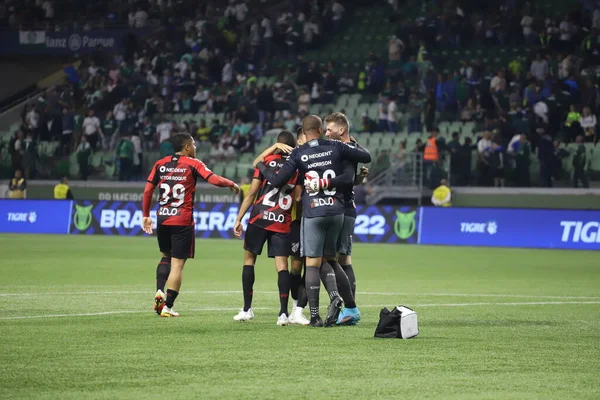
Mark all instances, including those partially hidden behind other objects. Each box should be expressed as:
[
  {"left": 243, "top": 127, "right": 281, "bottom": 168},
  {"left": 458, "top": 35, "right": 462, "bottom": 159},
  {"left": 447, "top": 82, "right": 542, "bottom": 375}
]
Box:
[{"left": 1, "top": 234, "right": 599, "bottom": 399}]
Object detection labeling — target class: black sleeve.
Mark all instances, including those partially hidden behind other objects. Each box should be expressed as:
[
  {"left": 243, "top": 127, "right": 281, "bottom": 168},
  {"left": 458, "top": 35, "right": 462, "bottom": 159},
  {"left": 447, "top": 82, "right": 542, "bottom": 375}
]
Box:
[
  {"left": 256, "top": 156, "right": 297, "bottom": 188},
  {"left": 339, "top": 141, "right": 372, "bottom": 164},
  {"left": 66, "top": 189, "right": 74, "bottom": 200},
  {"left": 327, "top": 161, "right": 356, "bottom": 189}
]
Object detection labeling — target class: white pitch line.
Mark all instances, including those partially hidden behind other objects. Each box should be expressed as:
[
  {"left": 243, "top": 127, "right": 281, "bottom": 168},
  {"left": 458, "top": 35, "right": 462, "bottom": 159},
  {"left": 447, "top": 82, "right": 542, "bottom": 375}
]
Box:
[
  {"left": 1, "top": 301, "right": 599, "bottom": 321},
  {"left": 1, "top": 290, "right": 599, "bottom": 300}
]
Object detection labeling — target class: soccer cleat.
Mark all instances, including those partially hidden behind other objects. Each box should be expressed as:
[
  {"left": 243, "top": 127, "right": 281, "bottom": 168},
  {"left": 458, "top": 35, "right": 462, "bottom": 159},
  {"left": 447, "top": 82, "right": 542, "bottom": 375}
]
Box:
[
  {"left": 160, "top": 306, "right": 180, "bottom": 318},
  {"left": 276, "top": 314, "right": 289, "bottom": 326},
  {"left": 324, "top": 296, "right": 343, "bottom": 327},
  {"left": 154, "top": 290, "right": 165, "bottom": 315},
  {"left": 310, "top": 316, "right": 324, "bottom": 327},
  {"left": 233, "top": 309, "right": 254, "bottom": 322},
  {"left": 288, "top": 307, "right": 310, "bottom": 326},
  {"left": 337, "top": 307, "right": 361, "bottom": 325}
]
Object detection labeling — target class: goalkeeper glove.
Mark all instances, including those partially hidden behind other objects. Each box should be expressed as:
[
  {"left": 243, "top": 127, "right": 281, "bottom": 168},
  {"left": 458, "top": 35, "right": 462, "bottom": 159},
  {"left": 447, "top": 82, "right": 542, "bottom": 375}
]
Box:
[{"left": 304, "top": 174, "right": 330, "bottom": 194}]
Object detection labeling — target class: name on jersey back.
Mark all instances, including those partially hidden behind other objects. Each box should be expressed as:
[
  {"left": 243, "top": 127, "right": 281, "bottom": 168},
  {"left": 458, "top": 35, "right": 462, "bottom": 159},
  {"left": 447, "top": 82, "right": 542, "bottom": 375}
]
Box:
[
  {"left": 300, "top": 150, "right": 333, "bottom": 168},
  {"left": 159, "top": 166, "right": 188, "bottom": 181}
]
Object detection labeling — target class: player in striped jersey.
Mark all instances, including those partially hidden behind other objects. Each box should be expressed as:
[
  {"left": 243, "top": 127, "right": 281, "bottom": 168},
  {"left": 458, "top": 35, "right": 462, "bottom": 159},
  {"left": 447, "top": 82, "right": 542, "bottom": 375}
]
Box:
[{"left": 232, "top": 131, "right": 301, "bottom": 326}]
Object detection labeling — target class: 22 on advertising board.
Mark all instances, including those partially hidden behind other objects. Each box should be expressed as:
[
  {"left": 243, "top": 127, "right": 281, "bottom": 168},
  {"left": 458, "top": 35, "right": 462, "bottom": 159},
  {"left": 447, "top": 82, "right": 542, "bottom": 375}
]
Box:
[
  {"left": 419, "top": 207, "right": 600, "bottom": 250},
  {"left": 68, "top": 201, "right": 419, "bottom": 243}
]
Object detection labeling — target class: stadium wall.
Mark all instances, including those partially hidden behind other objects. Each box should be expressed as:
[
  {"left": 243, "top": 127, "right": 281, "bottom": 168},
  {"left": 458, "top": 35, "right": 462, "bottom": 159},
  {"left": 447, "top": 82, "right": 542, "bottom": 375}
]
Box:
[{"left": 1, "top": 200, "right": 599, "bottom": 251}]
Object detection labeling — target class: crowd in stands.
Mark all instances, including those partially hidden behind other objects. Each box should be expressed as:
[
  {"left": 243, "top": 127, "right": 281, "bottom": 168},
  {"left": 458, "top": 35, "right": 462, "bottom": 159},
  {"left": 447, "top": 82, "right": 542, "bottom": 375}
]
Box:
[{"left": 5, "top": 0, "right": 600, "bottom": 188}]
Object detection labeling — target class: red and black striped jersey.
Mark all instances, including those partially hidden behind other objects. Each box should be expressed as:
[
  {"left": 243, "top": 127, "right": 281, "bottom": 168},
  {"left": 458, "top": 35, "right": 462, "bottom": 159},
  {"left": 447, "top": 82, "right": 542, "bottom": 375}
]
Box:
[
  {"left": 248, "top": 154, "right": 298, "bottom": 233},
  {"left": 146, "top": 155, "right": 215, "bottom": 227}
]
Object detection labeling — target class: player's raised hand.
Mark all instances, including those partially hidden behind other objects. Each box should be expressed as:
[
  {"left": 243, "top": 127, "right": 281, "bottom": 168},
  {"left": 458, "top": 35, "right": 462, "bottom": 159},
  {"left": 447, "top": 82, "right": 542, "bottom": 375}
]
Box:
[
  {"left": 230, "top": 183, "right": 241, "bottom": 194},
  {"left": 142, "top": 217, "right": 153, "bottom": 235},
  {"left": 360, "top": 167, "right": 369, "bottom": 178},
  {"left": 233, "top": 220, "right": 244, "bottom": 239}
]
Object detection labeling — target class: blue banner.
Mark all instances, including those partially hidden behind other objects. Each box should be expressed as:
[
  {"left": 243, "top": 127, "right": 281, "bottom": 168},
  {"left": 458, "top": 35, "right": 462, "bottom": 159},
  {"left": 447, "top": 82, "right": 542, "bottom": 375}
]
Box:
[
  {"left": 67, "top": 201, "right": 416, "bottom": 243},
  {"left": 419, "top": 207, "right": 600, "bottom": 250},
  {"left": 0, "top": 29, "right": 154, "bottom": 55},
  {"left": 0, "top": 200, "right": 72, "bottom": 234}
]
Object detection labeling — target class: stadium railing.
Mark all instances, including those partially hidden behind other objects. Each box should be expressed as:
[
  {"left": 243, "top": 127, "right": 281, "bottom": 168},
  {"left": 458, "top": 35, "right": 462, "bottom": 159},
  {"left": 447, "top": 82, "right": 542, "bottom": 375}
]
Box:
[{"left": 366, "top": 152, "right": 425, "bottom": 205}]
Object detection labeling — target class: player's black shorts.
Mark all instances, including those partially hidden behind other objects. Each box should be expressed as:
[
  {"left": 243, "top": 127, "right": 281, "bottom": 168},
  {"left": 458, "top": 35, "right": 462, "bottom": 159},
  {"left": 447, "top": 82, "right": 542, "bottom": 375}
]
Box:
[
  {"left": 157, "top": 224, "right": 195, "bottom": 259},
  {"left": 244, "top": 223, "right": 290, "bottom": 258},
  {"left": 289, "top": 219, "right": 301, "bottom": 258}
]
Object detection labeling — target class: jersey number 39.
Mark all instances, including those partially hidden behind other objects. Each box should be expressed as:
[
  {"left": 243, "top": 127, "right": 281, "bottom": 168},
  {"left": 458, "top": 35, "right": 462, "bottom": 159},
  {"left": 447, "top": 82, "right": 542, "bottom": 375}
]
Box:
[{"left": 159, "top": 183, "right": 185, "bottom": 207}]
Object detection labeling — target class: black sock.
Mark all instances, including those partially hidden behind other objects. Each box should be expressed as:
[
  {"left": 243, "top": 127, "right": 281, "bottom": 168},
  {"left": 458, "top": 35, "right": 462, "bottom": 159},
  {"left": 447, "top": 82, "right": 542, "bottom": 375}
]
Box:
[
  {"left": 297, "top": 263, "right": 308, "bottom": 308},
  {"left": 342, "top": 264, "right": 356, "bottom": 298},
  {"left": 329, "top": 261, "right": 356, "bottom": 308},
  {"left": 165, "top": 289, "right": 178, "bottom": 308},
  {"left": 156, "top": 257, "right": 171, "bottom": 292},
  {"left": 290, "top": 272, "right": 302, "bottom": 301},
  {"left": 242, "top": 265, "right": 255, "bottom": 312},
  {"left": 306, "top": 266, "right": 321, "bottom": 318},
  {"left": 278, "top": 270, "right": 291, "bottom": 316},
  {"left": 319, "top": 261, "right": 339, "bottom": 300}
]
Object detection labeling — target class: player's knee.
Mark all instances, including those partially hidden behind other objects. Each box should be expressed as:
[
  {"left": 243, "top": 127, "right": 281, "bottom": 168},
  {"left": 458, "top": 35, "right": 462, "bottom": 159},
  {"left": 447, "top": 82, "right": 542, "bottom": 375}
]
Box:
[
  {"left": 243, "top": 250, "right": 257, "bottom": 266},
  {"left": 274, "top": 256, "right": 289, "bottom": 272},
  {"left": 338, "top": 254, "right": 350, "bottom": 265}
]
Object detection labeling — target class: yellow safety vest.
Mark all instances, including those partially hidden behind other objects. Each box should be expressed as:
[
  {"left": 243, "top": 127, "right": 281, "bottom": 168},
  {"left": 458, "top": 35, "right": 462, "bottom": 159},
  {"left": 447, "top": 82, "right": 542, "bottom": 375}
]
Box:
[
  {"left": 54, "top": 183, "right": 70, "bottom": 199},
  {"left": 9, "top": 178, "right": 26, "bottom": 199},
  {"left": 432, "top": 185, "right": 451, "bottom": 207}
]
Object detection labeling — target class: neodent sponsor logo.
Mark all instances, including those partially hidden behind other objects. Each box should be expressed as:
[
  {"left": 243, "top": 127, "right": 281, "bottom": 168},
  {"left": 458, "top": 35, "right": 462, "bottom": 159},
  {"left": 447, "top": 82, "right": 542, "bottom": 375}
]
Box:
[
  {"left": 560, "top": 221, "right": 600, "bottom": 243},
  {"left": 159, "top": 166, "right": 187, "bottom": 173}
]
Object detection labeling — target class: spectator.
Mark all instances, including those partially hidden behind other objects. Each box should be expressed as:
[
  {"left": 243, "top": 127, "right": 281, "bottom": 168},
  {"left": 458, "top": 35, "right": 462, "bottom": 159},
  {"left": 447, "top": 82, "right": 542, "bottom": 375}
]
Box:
[
  {"left": 116, "top": 134, "right": 135, "bottom": 182},
  {"left": 461, "top": 98, "right": 475, "bottom": 122},
  {"left": 102, "top": 110, "right": 118, "bottom": 149},
  {"left": 76, "top": 136, "right": 91, "bottom": 181},
  {"left": 297, "top": 89, "right": 311, "bottom": 113},
  {"left": 387, "top": 96, "right": 398, "bottom": 133},
  {"left": 338, "top": 73, "right": 354, "bottom": 93},
  {"left": 572, "top": 135, "right": 589, "bottom": 188},
  {"left": 388, "top": 35, "right": 405, "bottom": 61},
  {"left": 82, "top": 109, "right": 103, "bottom": 151},
  {"left": 530, "top": 53, "right": 549, "bottom": 81},
  {"left": 580, "top": 106, "right": 597, "bottom": 142},
  {"left": 8, "top": 169, "right": 26, "bottom": 199},
  {"left": 61, "top": 107, "right": 74, "bottom": 156},
  {"left": 331, "top": 0, "right": 345, "bottom": 31},
  {"left": 477, "top": 130, "right": 494, "bottom": 186}
]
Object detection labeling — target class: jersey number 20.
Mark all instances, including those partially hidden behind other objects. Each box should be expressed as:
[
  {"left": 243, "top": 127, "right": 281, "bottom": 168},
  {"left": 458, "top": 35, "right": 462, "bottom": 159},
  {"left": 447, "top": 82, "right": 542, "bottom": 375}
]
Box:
[{"left": 305, "top": 169, "right": 336, "bottom": 196}]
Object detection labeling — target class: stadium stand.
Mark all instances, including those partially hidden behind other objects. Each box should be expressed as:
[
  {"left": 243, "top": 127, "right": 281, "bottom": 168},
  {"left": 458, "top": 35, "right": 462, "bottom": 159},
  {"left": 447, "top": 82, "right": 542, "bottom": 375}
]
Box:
[{"left": 1, "top": 0, "right": 600, "bottom": 189}]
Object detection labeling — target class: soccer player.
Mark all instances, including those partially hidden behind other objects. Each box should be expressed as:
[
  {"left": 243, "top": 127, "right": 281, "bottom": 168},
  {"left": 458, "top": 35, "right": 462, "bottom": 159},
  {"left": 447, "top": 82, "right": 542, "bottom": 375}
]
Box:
[
  {"left": 319, "top": 112, "right": 369, "bottom": 324},
  {"left": 251, "top": 128, "right": 310, "bottom": 325},
  {"left": 232, "top": 131, "right": 298, "bottom": 325},
  {"left": 142, "top": 133, "right": 240, "bottom": 317},
  {"left": 255, "top": 115, "right": 371, "bottom": 327}
]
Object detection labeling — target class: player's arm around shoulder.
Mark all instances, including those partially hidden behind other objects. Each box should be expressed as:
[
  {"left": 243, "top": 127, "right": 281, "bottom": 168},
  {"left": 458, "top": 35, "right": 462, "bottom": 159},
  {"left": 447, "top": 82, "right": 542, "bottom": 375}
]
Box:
[
  {"left": 338, "top": 140, "right": 372, "bottom": 164},
  {"left": 256, "top": 149, "right": 298, "bottom": 188}
]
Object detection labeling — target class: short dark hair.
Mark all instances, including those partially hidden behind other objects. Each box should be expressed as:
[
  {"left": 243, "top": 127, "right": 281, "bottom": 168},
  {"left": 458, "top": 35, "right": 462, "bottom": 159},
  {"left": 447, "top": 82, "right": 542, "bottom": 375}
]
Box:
[
  {"left": 172, "top": 133, "right": 193, "bottom": 152},
  {"left": 278, "top": 130, "right": 297, "bottom": 148},
  {"left": 302, "top": 114, "right": 322, "bottom": 133}
]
